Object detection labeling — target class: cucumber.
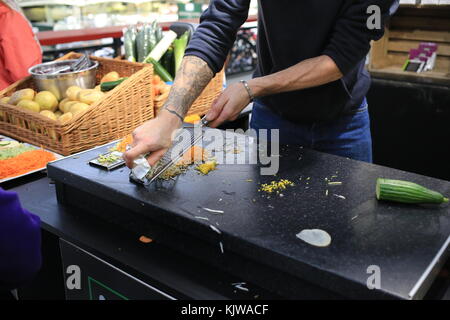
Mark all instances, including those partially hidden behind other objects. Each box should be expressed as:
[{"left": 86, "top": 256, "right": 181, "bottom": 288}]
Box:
[
  {"left": 100, "top": 78, "right": 128, "bottom": 92},
  {"left": 123, "top": 27, "right": 137, "bottom": 62},
  {"left": 146, "top": 23, "right": 156, "bottom": 53},
  {"left": 173, "top": 31, "right": 189, "bottom": 75},
  {"left": 148, "top": 57, "right": 173, "bottom": 82},
  {"left": 136, "top": 26, "right": 149, "bottom": 63},
  {"left": 161, "top": 47, "right": 174, "bottom": 79},
  {"left": 376, "top": 178, "right": 449, "bottom": 204},
  {"left": 155, "top": 25, "right": 163, "bottom": 43}
]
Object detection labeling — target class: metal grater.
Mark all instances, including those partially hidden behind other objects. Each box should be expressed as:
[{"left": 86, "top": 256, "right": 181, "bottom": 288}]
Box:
[{"left": 130, "top": 116, "right": 210, "bottom": 185}]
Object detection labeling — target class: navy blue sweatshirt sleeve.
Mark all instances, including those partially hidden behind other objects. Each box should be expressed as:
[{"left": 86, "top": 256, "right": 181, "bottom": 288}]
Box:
[
  {"left": 323, "top": 0, "right": 399, "bottom": 75},
  {"left": 185, "top": 0, "right": 251, "bottom": 74},
  {"left": 0, "top": 188, "right": 42, "bottom": 290}
]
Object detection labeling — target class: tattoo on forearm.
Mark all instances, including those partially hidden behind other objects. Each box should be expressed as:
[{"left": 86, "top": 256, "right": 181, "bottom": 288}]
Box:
[{"left": 162, "top": 56, "right": 214, "bottom": 117}]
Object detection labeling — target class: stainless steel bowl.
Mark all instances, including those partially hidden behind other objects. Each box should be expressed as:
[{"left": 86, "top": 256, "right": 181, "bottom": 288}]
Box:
[{"left": 28, "top": 60, "right": 99, "bottom": 100}]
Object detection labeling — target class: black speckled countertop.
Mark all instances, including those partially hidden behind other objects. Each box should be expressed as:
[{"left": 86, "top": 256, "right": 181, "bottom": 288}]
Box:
[{"left": 47, "top": 130, "right": 450, "bottom": 300}]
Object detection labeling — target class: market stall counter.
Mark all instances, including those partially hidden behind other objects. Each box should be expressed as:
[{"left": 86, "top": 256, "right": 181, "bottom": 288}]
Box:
[{"left": 10, "top": 126, "right": 449, "bottom": 300}]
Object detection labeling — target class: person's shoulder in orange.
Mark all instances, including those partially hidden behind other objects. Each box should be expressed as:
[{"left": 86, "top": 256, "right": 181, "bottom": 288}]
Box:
[{"left": 0, "top": 2, "right": 42, "bottom": 90}]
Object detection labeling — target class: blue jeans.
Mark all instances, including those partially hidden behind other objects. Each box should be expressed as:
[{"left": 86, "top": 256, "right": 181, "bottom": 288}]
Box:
[{"left": 250, "top": 99, "right": 373, "bottom": 163}]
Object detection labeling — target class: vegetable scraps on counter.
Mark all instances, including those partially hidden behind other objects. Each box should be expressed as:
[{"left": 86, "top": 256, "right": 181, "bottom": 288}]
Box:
[
  {"left": 139, "top": 236, "right": 153, "bottom": 244},
  {"left": 296, "top": 229, "right": 332, "bottom": 248},
  {"left": 146, "top": 146, "right": 214, "bottom": 181},
  {"left": 259, "top": 179, "right": 295, "bottom": 194},
  {"left": 196, "top": 160, "right": 217, "bottom": 175}
]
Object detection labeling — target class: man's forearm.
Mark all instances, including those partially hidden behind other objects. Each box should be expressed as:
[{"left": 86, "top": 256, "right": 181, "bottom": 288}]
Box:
[
  {"left": 248, "top": 55, "right": 343, "bottom": 98},
  {"left": 161, "top": 55, "right": 214, "bottom": 118}
]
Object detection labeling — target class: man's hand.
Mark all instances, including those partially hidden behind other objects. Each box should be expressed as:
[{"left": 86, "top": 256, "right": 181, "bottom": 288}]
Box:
[
  {"left": 123, "top": 55, "right": 214, "bottom": 169},
  {"left": 206, "top": 82, "right": 251, "bottom": 128},
  {"left": 123, "top": 110, "right": 181, "bottom": 168},
  {"left": 206, "top": 55, "right": 342, "bottom": 128}
]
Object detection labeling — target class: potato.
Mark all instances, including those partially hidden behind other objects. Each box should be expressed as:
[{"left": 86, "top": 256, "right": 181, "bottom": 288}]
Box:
[
  {"left": 34, "top": 91, "right": 58, "bottom": 112},
  {"left": 78, "top": 89, "right": 104, "bottom": 105},
  {"left": 46, "top": 128, "right": 58, "bottom": 140},
  {"left": 0, "top": 97, "right": 10, "bottom": 104},
  {"left": 58, "top": 112, "right": 73, "bottom": 123},
  {"left": 17, "top": 99, "right": 40, "bottom": 112},
  {"left": 58, "top": 98, "right": 70, "bottom": 112},
  {"left": 54, "top": 111, "right": 63, "bottom": 119},
  {"left": 40, "top": 110, "right": 58, "bottom": 140},
  {"left": 40, "top": 110, "right": 57, "bottom": 121},
  {"left": 95, "top": 85, "right": 101, "bottom": 91},
  {"left": 9, "top": 88, "right": 35, "bottom": 105},
  {"left": 66, "top": 86, "right": 82, "bottom": 101},
  {"left": 69, "top": 102, "right": 90, "bottom": 115},
  {"left": 62, "top": 101, "right": 78, "bottom": 113},
  {"left": 100, "top": 71, "right": 119, "bottom": 83}
]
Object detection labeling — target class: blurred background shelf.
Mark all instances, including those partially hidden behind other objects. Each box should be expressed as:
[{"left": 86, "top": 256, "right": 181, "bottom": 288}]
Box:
[{"left": 369, "top": 5, "right": 450, "bottom": 85}]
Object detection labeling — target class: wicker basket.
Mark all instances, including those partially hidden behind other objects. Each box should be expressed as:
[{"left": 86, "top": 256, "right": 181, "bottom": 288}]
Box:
[
  {"left": 115, "top": 55, "right": 224, "bottom": 117},
  {"left": 153, "top": 68, "right": 224, "bottom": 117},
  {"left": 0, "top": 52, "right": 154, "bottom": 155}
]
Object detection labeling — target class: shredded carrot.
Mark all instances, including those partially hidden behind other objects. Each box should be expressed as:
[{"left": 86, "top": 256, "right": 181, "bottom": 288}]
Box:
[
  {"left": 115, "top": 134, "right": 133, "bottom": 153},
  {"left": 184, "top": 114, "right": 201, "bottom": 124},
  {"left": 0, "top": 149, "right": 56, "bottom": 180},
  {"left": 177, "top": 146, "right": 208, "bottom": 166}
]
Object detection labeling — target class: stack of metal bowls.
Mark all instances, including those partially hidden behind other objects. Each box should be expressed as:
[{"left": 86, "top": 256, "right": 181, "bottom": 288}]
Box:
[{"left": 28, "top": 59, "right": 99, "bottom": 101}]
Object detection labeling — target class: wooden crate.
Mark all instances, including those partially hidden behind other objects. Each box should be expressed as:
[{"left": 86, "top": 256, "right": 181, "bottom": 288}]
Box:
[{"left": 369, "top": 5, "right": 450, "bottom": 85}]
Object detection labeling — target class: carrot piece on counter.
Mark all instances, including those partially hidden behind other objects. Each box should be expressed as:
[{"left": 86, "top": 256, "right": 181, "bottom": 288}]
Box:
[{"left": 139, "top": 236, "right": 153, "bottom": 243}]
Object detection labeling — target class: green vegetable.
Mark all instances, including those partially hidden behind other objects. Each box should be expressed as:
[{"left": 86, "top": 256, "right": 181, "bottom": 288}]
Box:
[
  {"left": 0, "top": 145, "right": 35, "bottom": 160},
  {"left": 136, "top": 26, "right": 151, "bottom": 63},
  {"left": 376, "top": 178, "right": 449, "bottom": 204},
  {"left": 123, "top": 27, "right": 137, "bottom": 62},
  {"left": 144, "top": 30, "right": 177, "bottom": 63},
  {"left": 161, "top": 47, "right": 174, "bottom": 79},
  {"left": 135, "top": 27, "right": 144, "bottom": 62},
  {"left": 173, "top": 31, "right": 189, "bottom": 75},
  {"left": 155, "top": 24, "right": 163, "bottom": 43},
  {"left": 147, "top": 23, "right": 157, "bottom": 53},
  {"left": 148, "top": 58, "right": 173, "bottom": 82},
  {"left": 100, "top": 78, "right": 128, "bottom": 92},
  {"left": 97, "top": 153, "right": 120, "bottom": 165},
  {"left": 151, "top": 20, "right": 158, "bottom": 42}
]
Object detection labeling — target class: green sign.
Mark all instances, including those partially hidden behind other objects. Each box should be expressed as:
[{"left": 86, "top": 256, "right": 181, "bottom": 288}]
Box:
[{"left": 178, "top": 3, "right": 203, "bottom": 19}]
